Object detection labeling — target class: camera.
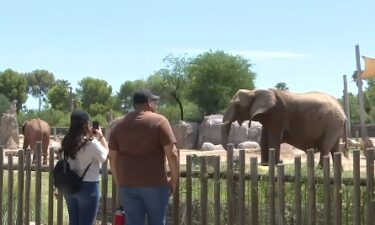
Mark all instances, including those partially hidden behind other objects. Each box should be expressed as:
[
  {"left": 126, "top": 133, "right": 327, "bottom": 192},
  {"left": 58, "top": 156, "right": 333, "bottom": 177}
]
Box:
[
  {"left": 92, "top": 121, "right": 99, "bottom": 129},
  {"left": 92, "top": 121, "right": 99, "bottom": 134}
]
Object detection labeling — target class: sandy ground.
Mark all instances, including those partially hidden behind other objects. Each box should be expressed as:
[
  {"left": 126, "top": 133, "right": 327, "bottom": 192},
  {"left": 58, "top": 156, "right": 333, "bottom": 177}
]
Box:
[{"left": 3, "top": 136, "right": 370, "bottom": 172}]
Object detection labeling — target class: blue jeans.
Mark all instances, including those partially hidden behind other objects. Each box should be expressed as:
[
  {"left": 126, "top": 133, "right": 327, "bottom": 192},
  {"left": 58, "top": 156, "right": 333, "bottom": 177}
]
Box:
[
  {"left": 64, "top": 181, "right": 100, "bottom": 225},
  {"left": 119, "top": 186, "right": 170, "bottom": 225}
]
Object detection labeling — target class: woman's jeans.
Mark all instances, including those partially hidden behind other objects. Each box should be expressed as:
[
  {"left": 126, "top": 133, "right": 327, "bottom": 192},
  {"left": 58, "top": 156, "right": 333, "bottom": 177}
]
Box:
[
  {"left": 119, "top": 186, "right": 170, "bottom": 225},
  {"left": 64, "top": 181, "right": 100, "bottom": 225}
]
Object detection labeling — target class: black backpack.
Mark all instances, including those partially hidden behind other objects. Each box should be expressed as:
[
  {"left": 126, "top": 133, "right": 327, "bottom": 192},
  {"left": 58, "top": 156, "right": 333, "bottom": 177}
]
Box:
[{"left": 53, "top": 158, "right": 92, "bottom": 195}]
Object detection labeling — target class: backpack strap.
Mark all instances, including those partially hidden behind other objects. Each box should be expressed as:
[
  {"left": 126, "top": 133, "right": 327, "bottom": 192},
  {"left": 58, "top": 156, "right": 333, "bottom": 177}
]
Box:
[{"left": 80, "top": 161, "right": 93, "bottom": 179}]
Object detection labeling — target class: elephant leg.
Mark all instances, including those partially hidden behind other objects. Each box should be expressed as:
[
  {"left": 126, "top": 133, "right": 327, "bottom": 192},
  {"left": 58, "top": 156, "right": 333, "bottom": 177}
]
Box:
[
  {"left": 318, "top": 135, "right": 340, "bottom": 168},
  {"left": 260, "top": 129, "right": 269, "bottom": 165},
  {"left": 42, "top": 136, "right": 50, "bottom": 165},
  {"left": 330, "top": 138, "right": 341, "bottom": 168},
  {"left": 42, "top": 147, "right": 48, "bottom": 164},
  {"left": 267, "top": 131, "right": 283, "bottom": 164}
]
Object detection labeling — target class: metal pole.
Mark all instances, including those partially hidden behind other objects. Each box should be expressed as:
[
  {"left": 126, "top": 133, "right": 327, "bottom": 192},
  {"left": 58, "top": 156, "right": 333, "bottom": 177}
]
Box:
[
  {"left": 355, "top": 45, "right": 368, "bottom": 139},
  {"left": 343, "top": 75, "right": 351, "bottom": 138}
]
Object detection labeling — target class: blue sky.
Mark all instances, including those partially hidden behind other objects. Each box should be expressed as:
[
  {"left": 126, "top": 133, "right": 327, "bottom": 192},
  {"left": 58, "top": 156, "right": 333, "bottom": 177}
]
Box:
[{"left": 1, "top": 1, "right": 375, "bottom": 109}]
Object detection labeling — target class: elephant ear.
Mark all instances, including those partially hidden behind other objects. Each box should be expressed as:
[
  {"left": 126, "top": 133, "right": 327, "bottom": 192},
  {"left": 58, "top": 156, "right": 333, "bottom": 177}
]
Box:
[{"left": 249, "top": 89, "right": 276, "bottom": 119}]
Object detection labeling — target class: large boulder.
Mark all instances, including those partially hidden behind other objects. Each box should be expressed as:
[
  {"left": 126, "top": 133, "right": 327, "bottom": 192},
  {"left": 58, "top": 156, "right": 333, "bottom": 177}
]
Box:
[
  {"left": 200, "top": 142, "right": 225, "bottom": 151},
  {"left": 237, "top": 141, "right": 260, "bottom": 149},
  {"left": 173, "top": 121, "right": 198, "bottom": 149},
  {"left": 198, "top": 115, "right": 223, "bottom": 149},
  {"left": 198, "top": 115, "right": 262, "bottom": 149},
  {"left": 0, "top": 113, "right": 19, "bottom": 147}
]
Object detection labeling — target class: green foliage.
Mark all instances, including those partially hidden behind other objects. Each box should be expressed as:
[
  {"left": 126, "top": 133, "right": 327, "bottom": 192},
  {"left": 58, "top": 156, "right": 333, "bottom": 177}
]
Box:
[
  {"left": 17, "top": 108, "right": 70, "bottom": 127},
  {"left": 0, "top": 69, "right": 28, "bottom": 112},
  {"left": 186, "top": 50, "right": 256, "bottom": 115},
  {"left": 117, "top": 80, "right": 147, "bottom": 112},
  {"left": 275, "top": 82, "right": 289, "bottom": 90},
  {"left": 26, "top": 69, "right": 56, "bottom": 111},
  {"left": 76, "top": 77, "right": 115, "bottom": 116},
  {"left": 47, "top": 79, "right": 73, "bottom": 112},
  {"left": 149, "top": 55, "right": 189, "bottom": 120},
  {"left": 0, "top": 94, "right": 10, "bottom": 115}
]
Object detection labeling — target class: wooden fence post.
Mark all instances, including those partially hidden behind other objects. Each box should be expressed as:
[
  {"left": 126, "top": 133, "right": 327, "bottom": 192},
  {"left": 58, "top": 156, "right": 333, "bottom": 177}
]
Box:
[
  {"left": 8, "top": 154, "right": 13, "bottom": 225},
  {"left": 268, "top": 148, "right": 276, "bottom": 225},
  {"left": 213, "top": 156, "right": 221, "bottom": 225},
  {"left": 250, "top": 157, "right": 258, "bottom": 225},
  {"left": 200, "top": 156, "right": 208, "bottom": 225},
  {"left": 294, "top": 156, "right": 302, "bottom": 225},
  {"left": 35, "top": 142, "right": 42, "bottom": 225},
  {"left": 334, "top": 152, "right": 342, "bottom": 225},
  {"left": 366, "top": 149, "right": 374, "bottom": 225},
  {"left": 0, "top": 145, "right": 3, "bottom": 225},
  {"left": 17, "top": 150, "right": 24, "bottom": 225},
  {"left": 277, "top": 164, "right": 285, "bottom": 225},
  {"left": 172, "top": 150, "right": 180, "bottom": 225},
  {"left": 226, "top": 144, "right": 234, "bottom": 225},
  {"left": 239, "top": 150, "right": 245, "bottom": 225},
  {"left": 185, "top": 155, "right": 192, "bottom": 225},
  {"left": 56, "top": 151, "right": 64, "bottom": 225},
  {"left": 48, "top": 147, "right": 55, "bottom": 225},
  {"left": 353, "top": 149, "right": 361, "bottom": 225},
  {"left": 307, "top": 149, "right": 316, "bottom": 225},
  {"left": 25, "top": 148, "right": 31, "bottom": 225},
  {"left": 101, "top": 160, "right": 108, "bottom": 225},
  {"left": 323, "top": 155, "right": 331, "bottom": 225}
]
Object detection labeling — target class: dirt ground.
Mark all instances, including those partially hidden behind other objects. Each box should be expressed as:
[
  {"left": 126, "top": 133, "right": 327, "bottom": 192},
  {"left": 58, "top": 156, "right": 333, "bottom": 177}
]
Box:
[
  {"left": 179, "top": 143, "right": 369, "bottom": 172},
  {"left": 5, "top": 136, "right": 369, "bottom": 172}
]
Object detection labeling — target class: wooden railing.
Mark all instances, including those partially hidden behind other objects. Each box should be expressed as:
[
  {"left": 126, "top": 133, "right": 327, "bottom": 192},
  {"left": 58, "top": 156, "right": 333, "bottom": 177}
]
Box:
[{"left": 0, "top": 143, "right": 374, "bottom": 225}]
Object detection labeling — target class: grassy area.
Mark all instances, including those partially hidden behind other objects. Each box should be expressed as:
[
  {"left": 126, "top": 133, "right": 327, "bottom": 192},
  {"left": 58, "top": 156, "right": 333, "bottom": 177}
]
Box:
[{"left": 1, "top": 171, "right": 115, "bottom": 225}]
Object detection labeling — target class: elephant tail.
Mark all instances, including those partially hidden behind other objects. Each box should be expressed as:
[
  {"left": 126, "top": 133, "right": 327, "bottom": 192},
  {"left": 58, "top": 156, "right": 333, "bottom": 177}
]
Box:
[
  {"left": 37, "top": 118, "right": 44, "bottom": 144},
  {"left": 342, "top": 120, "right": 349, "bottom": 158}
]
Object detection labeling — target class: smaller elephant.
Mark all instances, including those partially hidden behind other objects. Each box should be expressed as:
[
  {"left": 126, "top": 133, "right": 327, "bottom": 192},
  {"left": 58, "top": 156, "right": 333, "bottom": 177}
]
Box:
[{"left": 22, "top": 118, "right": 51, "bottom": 164}]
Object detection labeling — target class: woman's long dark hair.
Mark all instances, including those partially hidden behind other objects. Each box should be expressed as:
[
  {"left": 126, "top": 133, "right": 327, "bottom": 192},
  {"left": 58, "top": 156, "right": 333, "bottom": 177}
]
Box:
[{"left": 61, "top": 122, "right": 92, "bottom": 159}]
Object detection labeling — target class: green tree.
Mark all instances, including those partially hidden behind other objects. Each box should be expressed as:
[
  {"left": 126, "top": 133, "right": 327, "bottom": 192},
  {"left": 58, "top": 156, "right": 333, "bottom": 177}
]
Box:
[
  {"left": 76, "top": 77, "right": 114, "bottom": 116},
  {"left": 0, "top": 93, "right": 10, "bottom": 115},
  {"left": 275, "top": 82, "right": 289, "bottom": 90},
  {"left": 186, "top": 50, "right": 256, "bottom": 115},
  {"left": 117, "top": 80, "right": 147, "bottom": 112},
  {"left": 0, "top": 69, "right": 28, "bottom": 112},
  {"left": 152, "top": 55, "right": 189, "bottom": 120},
  {"left": 47, "top": 79, "right": 76, "bottom": 112},
  {"left": 26, "top": 69, "right": 56, "bottom": 111}
]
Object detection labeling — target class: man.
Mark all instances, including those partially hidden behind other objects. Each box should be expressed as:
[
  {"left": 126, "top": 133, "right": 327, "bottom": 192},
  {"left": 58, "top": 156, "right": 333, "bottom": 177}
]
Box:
[{"left": 108, "top": 89, "right": 179, "bottom": 225}]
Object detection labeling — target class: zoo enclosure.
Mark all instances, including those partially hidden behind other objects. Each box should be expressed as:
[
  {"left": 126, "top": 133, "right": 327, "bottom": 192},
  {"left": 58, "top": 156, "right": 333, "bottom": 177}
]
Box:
[{"left": 0, "top": 143, "right": 374, "bottom": 225}]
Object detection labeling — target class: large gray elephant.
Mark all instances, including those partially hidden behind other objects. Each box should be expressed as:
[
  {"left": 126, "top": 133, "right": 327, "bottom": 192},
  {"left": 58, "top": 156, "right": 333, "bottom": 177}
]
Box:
[
  {"left": 22, "top": 118, "right": 51, "bottom": 164},
  {"left": 221, "top": 89, "right": 347, "bottom": 166}
]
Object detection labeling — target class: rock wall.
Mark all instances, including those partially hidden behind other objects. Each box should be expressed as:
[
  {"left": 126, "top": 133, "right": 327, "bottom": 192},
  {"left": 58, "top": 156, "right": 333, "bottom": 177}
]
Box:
[{"left": 106, "top": 114, "right": 262, "bottom": 151}]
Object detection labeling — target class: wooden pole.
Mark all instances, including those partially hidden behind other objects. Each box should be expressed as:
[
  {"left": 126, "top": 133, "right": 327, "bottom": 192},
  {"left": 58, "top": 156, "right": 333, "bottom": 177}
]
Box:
[
  {"left": 355, "top": 44, "right": 368, "bottom": 139},
  {"left": 343, "top": 74, "right": 351, "bottom": 138}
]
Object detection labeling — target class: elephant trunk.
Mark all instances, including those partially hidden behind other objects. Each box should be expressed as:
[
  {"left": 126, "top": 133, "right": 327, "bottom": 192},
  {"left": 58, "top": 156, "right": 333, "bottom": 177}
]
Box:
[
  {"left": 222, "top": 102, "right": 237, "bottom": 150},
  {"left": 221, "top": 122, "right": 231, "bottom": 150}
]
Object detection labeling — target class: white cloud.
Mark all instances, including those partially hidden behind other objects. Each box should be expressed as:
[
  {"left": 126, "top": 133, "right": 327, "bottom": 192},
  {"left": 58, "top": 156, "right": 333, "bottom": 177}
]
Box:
[{"left": 172, "top": 48, "right": 310, "bottom": 59}]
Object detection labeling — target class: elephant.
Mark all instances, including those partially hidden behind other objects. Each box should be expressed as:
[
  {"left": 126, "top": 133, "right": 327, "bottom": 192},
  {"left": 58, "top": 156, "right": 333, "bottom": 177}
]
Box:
[
  {"left": 22, "top": 118, "right": 51, "bottom": 164},
  {"left": 221, "top": 89, "right": 348, "bottom": 166}
]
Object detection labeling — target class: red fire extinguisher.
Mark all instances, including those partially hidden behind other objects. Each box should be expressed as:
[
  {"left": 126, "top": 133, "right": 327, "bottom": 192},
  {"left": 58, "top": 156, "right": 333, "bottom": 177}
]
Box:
[{"left": 115, "top": 205, "right": 126, "bottom": 225}]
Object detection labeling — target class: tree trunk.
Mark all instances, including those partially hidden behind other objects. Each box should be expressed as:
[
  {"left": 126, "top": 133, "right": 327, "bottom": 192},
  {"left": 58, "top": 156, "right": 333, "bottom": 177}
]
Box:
[{"left": 172, "top": 92, "right": 184, "bottom": 121}]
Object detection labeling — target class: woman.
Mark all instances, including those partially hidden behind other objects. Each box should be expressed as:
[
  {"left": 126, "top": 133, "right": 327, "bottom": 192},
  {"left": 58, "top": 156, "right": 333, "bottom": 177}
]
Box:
[{"left": 60, "top": 110, "right": 109, "bottom": 225}]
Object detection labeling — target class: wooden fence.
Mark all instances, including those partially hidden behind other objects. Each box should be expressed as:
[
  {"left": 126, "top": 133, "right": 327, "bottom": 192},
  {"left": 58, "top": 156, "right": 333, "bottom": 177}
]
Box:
[{"left": 0, "top": 143, "right": 375, "bottom": 225}]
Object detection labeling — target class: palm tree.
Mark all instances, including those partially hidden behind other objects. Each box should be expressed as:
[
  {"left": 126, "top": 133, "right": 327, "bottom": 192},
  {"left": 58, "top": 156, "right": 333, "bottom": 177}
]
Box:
[{"left": 27, "top": 70, "right": 55, "bottom": 111}]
